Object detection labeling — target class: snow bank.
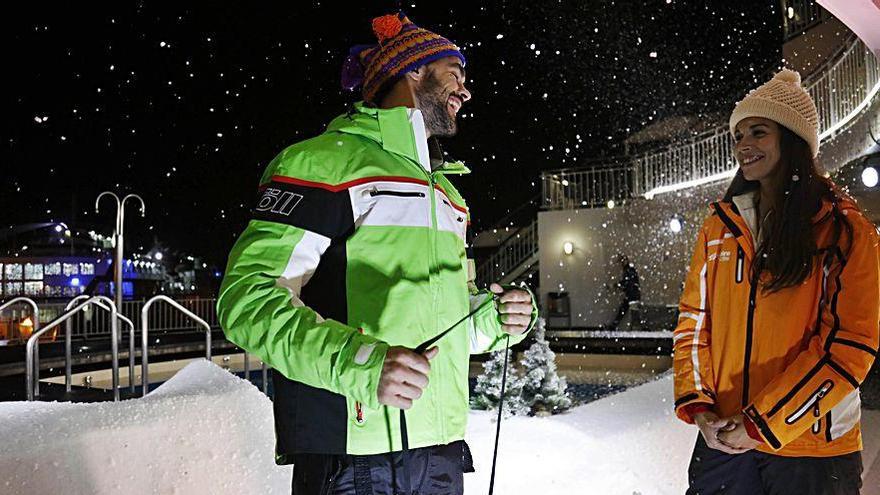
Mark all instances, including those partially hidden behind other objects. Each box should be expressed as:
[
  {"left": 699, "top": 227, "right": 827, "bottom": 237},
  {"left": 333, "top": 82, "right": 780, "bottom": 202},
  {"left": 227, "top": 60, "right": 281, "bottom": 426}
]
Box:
[
  {"left": 1, "top": 365, "right": 876, "bottom": 495},
  {"left": 0, "top": 360, "right": 291, "bottom": 495},
  {"left": 465, "top": 373, "right": 880, "bottom": 495},
  {"left": 465, "top": 373, "right": 693, "bottom": 494}
]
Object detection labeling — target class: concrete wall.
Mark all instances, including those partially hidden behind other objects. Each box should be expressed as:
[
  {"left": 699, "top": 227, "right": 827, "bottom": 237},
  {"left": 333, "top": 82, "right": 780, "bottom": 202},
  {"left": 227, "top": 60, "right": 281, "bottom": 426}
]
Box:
[{"left": 538, "top": 182, "right": 726, "bottom": 328}]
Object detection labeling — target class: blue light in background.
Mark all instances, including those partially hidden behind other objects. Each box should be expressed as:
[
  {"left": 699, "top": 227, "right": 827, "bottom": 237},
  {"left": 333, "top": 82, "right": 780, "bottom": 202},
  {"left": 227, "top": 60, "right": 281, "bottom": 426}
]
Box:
[{"left": 70, "top": 277, "right": 81, "bottom": 287}]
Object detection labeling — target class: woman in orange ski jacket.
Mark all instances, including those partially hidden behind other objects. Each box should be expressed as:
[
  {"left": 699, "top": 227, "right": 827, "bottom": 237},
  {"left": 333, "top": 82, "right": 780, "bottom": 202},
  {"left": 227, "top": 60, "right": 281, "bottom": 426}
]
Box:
[{"left": 673, "top": 69, "right": 879, "bottom": 494}]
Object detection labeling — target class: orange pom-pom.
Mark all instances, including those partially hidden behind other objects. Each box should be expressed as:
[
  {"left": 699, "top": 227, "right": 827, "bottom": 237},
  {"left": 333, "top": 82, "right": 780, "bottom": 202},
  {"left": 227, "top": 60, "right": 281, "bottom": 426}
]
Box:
[{"left": 372, "top": 14, "right": 403, "bottom": 43}]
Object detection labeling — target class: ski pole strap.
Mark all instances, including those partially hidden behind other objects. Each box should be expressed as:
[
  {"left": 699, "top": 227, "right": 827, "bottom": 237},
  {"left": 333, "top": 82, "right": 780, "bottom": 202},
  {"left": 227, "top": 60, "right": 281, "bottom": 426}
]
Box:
[
  {"left": 399, "top": 285, "right": 519, "bottom": 495},
  {"left": 414, "top": 293, "right": 496, "bottom": 354}
]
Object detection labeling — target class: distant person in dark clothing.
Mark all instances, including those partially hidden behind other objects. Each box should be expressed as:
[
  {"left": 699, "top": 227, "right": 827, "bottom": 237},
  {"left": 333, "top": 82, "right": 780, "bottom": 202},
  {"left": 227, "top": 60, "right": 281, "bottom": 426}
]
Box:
[{"left": 608, "top": 255, "right": 641, "bottom": 330}]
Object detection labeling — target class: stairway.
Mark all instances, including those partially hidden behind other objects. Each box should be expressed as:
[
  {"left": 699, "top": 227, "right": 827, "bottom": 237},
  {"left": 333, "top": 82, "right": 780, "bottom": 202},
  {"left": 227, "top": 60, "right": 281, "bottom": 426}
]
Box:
[{"left": 475, "top": 219, "right": 538, "bottom": 287}]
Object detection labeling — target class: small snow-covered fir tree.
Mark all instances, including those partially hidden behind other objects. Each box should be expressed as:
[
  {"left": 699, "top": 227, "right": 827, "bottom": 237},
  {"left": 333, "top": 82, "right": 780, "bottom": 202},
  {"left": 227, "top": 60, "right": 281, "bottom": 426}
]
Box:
[
  {"left": 471, "top": 348, "right": 528, "bottom": 417},
  {"left": 519, "top": 318, "right": 572, "bottom": 415}
]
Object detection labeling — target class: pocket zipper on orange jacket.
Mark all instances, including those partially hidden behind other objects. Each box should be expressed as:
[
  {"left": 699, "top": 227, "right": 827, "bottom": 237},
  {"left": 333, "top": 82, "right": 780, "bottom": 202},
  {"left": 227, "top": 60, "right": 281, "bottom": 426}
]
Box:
[{"left": 785, "top": 379, "right": 834, "bottom": 425}]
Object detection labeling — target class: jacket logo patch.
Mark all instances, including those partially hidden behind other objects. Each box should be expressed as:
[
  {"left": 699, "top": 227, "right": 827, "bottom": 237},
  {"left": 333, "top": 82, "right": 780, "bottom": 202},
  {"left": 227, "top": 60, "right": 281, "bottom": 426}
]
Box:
[
  {"left": 708, "top": 250, "right": 732, "bottom": 263},
  {"left": 256, "top": 188, "right": 303, "bottom": 216}
]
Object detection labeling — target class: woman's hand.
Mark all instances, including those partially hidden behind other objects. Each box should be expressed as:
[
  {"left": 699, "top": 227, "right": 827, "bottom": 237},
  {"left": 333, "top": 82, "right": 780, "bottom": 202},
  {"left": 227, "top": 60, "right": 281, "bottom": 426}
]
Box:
[
  {"left": 716, "top": 414, "right": 762, "bottom": 452},
  {"left": 694, "top": 411, "right": 750, "bottom": 455}
]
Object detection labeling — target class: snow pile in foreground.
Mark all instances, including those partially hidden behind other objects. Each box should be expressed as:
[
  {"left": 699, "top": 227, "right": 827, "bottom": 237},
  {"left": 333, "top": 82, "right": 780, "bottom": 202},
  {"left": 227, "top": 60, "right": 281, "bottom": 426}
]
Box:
[
  {"left": 0, "top": 360, "right": 291, "bottom": 495},
  {"left": 465, "top": 373, "right": 880, "bottom": 495},
  {"left": 465, "top": 373, "right": 692, "bottom": 494},
  {"left": 1, "top": 364, "right": 877, "bottom": 495}
]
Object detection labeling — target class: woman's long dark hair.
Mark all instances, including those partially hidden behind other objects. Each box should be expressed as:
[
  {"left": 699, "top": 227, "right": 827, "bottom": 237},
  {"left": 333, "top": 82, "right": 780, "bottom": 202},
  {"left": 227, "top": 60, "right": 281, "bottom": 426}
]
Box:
[{"left": 722, "top": 125, "right": 854, "bottom": 294}]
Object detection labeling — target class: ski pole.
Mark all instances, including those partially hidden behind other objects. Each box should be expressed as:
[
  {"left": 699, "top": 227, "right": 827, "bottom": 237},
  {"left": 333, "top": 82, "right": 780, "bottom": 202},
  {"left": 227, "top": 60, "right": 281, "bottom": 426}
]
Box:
[
  {"left": 488, "top": 333, "right": 510, "bottom": 495},
  {"left": 399, "top": 292, "right": 497, "bottom": 495},
  {"left": 398, "top": 285, "right": 520, "bottom": 495}
]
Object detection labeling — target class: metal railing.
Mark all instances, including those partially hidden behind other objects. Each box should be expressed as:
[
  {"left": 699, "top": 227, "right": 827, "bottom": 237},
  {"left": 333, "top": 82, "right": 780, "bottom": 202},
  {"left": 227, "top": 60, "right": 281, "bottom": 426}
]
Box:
[
  {"left": 541, "top": 37, "right": 880, "bottom": 209},
  {"left": 242, "top": 354, "right": 270, "bottom": 395},
  {"left": 782, "top": 0, "right": 831, "bottom": 41},
  {"left": 9, "top": 294, "right": 270, "bottom": 400},
  {"left": 65, "top": 295, "right": 137, "bottom": 393},
  {"left": 33, "top": 297, "right": 219, "bottom": 338},
  {"left": 26, "top": 296, "right": 119, "bottom": 401},
  {"left": 140, "top": 295, "right": 211, "bottom": 396},
  {"left": 476, "top": 220, "right": 539, "bottom": 287},
  {"left": 541, "top": 165, "right": 633, "bottom": 211}
]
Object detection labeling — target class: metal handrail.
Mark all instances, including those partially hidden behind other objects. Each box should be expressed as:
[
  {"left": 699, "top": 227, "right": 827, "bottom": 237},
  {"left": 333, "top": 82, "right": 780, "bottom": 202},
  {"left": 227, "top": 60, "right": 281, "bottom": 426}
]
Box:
[
  {"left": 25, "top": 296, "right": 119, "bottom": 401},
  {"left": 141, "top": 295, "right": 211, "bottom": 396},
  {"left": 541, "top": 36, "right": 880, "bottom": 208},
  {"left": 0, "top": 297, "right": 41, "bottom": 395},
  {"left": 476, "top": 219, "right": 539, "bottom": 286},
  {"left": 65, "top": 295, "right": 137, "bottom": 393},
  {"left": 242, "top": 353, "right": 270, "bottom": 394}
]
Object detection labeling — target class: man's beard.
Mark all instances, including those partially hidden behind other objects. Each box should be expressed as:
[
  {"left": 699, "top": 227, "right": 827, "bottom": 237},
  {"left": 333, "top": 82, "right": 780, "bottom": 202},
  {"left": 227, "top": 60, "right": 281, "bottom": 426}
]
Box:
[{"left": 415, "top": 73, "right": 457, "bottom": 138}]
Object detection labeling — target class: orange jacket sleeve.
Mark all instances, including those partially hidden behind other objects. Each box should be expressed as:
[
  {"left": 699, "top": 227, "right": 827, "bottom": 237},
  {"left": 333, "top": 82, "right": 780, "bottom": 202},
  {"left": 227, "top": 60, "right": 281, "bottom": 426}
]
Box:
[
  {"left": 744, "top": 214, "right": 880, "bottom": 450},
  {"left": 673, "top": 220, "right": 718, "bottom": 423}
]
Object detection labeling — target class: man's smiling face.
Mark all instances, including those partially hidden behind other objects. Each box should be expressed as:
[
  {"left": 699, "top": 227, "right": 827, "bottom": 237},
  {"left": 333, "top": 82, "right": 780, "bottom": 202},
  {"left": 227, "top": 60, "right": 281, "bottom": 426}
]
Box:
[{"left": 413, "top": 57, "right": 471, "bottom": 138}]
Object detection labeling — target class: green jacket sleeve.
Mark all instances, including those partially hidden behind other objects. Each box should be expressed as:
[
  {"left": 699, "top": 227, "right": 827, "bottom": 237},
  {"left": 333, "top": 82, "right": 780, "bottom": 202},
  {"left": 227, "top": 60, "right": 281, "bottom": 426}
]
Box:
[
  {"left": 217, "top": 163, "right": 389, "bottom": 409},
  {"left": 467, "top": 285, "right": 539, "bottom": 354}
]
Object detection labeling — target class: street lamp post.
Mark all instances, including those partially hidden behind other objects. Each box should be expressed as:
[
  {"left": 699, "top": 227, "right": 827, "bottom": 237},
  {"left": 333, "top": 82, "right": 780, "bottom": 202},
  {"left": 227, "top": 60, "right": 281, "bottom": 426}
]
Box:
[{"left": 95, "top": 192, "right": 145, "bottom": 313}]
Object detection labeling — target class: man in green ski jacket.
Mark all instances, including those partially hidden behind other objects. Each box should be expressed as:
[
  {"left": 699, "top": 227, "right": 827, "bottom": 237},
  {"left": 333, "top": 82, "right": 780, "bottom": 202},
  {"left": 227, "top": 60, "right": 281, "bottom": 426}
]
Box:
[{"left": 217, "top": 13, "right": 537, "bottom": 495}]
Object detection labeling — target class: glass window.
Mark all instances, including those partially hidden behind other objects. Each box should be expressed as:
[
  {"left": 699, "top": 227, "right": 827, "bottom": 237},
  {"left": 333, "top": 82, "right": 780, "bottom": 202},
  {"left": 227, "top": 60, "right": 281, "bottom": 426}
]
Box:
[
  {"left": 25, "top": 263, "right": 44, "bottom": 280},
  {"left": 4, "top": 282, "right": 22, "bottom": 296},
  {"left": 24, "top": 281, "right": 44, "bottom": 296},
  {"left": 62, "top": 286, "right": 81, "bottom": 297},
  {"left": 5, "top": 264, "right": 23, "bottom": 280},
  {"left": 80, "top": 263, "right": 95, "bottom": 275},
  {"left": 63, "top": 263, "right": 79, "bottom": 276},
  {"left": 44, "top": 262, "right": 62, "bottom": 276},
  {"left": 44, "top": 285, "right": 63, "bottom": 297}
]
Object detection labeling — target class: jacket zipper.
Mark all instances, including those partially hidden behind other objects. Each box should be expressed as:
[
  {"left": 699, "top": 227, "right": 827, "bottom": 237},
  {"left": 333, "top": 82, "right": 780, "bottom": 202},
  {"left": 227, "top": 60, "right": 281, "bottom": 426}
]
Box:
[
  {"left": 428, "top": 173, "right": 446, "bottom": 442},
  {"left": 785, "top": 379, "right": 834, "bottom": 425},
  {"left": 369, "top": 190, "right": 426, "bottom": 198},
  {"left": 742, "top": 256, "right": 763, "bottom": 408}
]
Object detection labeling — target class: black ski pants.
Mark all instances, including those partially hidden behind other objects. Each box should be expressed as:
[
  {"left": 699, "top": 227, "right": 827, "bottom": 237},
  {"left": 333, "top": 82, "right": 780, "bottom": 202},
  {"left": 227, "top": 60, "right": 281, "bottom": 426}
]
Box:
[
  {"left": 291, "top": 440, "right": 473, "bottom": 495},
  {"left": 687, "top": 436, "right": 863, "bottom": 495}
]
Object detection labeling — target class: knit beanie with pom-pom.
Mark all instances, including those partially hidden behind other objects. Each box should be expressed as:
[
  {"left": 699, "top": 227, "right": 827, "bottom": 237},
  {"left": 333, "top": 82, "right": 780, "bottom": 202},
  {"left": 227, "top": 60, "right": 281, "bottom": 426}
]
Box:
[
  {"left": 729, "top": 68, "right": 819, "bottom": 156},
  {"left": 341, "top": 13, "right": 465, "bottom": 103}
]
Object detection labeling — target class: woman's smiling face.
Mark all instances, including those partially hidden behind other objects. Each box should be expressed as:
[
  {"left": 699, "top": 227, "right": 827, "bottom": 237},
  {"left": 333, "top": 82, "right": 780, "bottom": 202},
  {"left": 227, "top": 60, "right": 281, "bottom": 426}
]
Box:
[{"left": 734, "top": 117, "right": 782, "bottom": 183}]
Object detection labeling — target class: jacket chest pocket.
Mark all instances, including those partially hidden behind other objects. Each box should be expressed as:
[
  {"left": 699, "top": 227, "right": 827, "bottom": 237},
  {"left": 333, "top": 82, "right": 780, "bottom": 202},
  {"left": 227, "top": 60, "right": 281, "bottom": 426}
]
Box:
[
  {"left": 370, "top": 190, "right": 426, "bottom": 199},
  {"left": 355, "top": 185, "right": 432, "bottom": 228}
]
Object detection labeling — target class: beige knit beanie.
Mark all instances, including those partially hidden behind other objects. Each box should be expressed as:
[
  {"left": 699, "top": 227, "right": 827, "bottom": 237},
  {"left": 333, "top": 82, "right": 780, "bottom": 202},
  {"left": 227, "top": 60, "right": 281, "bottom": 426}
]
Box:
[{"left": 729, "top": 68, "right": 820, "bottom": 156}]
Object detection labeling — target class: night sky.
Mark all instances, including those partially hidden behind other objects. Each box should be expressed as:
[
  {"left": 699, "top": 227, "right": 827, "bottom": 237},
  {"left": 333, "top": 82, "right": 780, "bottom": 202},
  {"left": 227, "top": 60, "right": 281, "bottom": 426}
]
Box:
[{"left": 2, "top": 1, "right": 781, "bottom": 265}]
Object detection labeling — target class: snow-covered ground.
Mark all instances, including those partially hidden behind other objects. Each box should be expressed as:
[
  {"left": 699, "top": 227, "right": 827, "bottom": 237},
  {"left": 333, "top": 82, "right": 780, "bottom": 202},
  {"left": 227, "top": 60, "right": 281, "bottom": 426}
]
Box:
[
  {"left": 465, "top": 374, "right": 692, "bottom": 494},
  {"left": 465, "top": 374, "right": 880, "bottom": 495},
  {"left": 0, "top": 361, "right": 877, "bottom": 494},
  {"left": 0, "top": 360, "right": 292, "bottom": 494}
]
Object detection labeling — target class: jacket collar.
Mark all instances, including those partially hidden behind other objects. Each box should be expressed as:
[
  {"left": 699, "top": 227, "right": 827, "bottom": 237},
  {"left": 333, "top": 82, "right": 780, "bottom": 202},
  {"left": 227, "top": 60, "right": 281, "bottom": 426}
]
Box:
[
  {"left": 326, "top": 102, "right": 469, "bottom": 175},
  {"left": 731, "top": 190, "right": 762, "bottom": 240},
  {"left": 714, "top": 194, "right": 845, "bottom": 259}
]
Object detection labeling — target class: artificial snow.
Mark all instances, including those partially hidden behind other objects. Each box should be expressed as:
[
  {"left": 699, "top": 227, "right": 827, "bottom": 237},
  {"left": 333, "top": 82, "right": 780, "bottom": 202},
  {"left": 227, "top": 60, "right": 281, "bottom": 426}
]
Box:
[
  {"left": 465, "top": 374, "right": 880, "bottom": 495},
  {"left": 0, "top": 360, "right": 291, "bottom": 494},
  {"left": 1, "top": 363, "right": 877, "bottom": 494}
]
